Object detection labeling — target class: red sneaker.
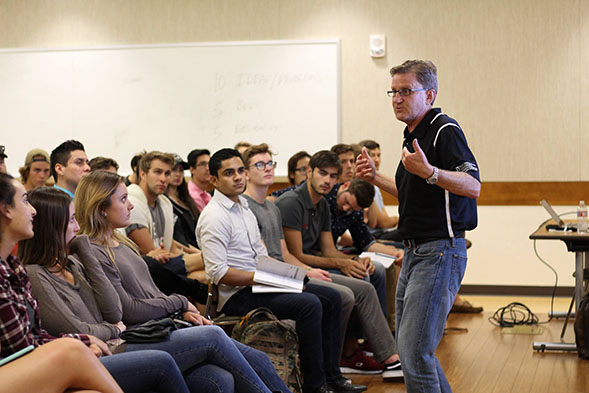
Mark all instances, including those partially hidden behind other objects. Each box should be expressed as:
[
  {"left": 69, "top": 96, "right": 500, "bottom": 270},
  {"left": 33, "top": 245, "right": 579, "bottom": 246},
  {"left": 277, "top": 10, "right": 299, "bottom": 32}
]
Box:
[{"left": 340, "top": 350, "right": 383, "bottom": 374}]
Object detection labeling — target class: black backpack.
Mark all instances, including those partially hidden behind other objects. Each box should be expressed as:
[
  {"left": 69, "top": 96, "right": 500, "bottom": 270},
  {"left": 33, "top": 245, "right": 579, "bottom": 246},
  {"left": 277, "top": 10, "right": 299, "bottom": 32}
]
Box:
[{"left": 574, "top": 293, "right": 589, "bottom": 359}]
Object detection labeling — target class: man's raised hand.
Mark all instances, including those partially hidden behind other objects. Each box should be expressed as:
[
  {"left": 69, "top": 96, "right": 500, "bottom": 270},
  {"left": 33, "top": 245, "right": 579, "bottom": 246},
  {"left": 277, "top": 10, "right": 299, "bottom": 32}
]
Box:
[
  {"left": 401, "top": 139, "right": 433, "bottom": 179},
  {"left": 355, "top": 147, "right": 377, "bottom": 183}
]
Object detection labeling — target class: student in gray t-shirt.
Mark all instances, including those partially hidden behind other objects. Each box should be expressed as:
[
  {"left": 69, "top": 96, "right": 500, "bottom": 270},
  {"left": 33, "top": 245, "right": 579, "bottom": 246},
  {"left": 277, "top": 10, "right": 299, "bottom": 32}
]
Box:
[{"left": 242, "top": 145, "right": 403, "bottom": 381}]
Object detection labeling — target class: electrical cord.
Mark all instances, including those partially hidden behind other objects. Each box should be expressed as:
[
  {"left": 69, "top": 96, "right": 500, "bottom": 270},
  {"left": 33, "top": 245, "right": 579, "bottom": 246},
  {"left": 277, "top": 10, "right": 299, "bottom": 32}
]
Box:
[
  {"left": 488, "top": 302, "right": 538, "bottom": 327},
  {"left": 489, "top": 210, "right": 575, "bottom": 327}
]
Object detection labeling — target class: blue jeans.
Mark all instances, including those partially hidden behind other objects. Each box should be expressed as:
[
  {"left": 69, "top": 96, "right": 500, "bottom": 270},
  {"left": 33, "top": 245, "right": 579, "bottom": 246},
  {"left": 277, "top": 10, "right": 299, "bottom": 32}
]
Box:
[
  {"left": 329, "top": 260, "right": 387, "bottom": 315},
  {"left": 396, "top": 238, "right": 467, "bottom": 393},
  {"left": 223, "top": 286, "right": 341, "bottom": 391},
  {"left": 100, "top": 350, "right": 189, "bottom": 393},
  {"left": 125, "top": 325, "right": 286, "bottom": 393}
]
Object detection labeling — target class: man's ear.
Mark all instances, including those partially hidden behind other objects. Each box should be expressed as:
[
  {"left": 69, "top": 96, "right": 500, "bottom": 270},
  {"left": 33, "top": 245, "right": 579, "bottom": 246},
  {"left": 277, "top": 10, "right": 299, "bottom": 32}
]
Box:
[
  {"left": 342, "top": 181, "right": 351, "bottom": 190},
  {"left": 426, "top": 89, "right": 437, "bottom": 106},
  {"left": 306, "top": 166, "right": 313, "bottom": 179},
  {"left": 54, "top": 163, "right": 65, "bottom": 177},
  {"left": 210, "top": 175, "right": 218, "bottom": 189},
  {"left": 244, "top": 169, "right": 251, "bottom": 182},
  {"left": 139, "top": 169, "right": 147, "bottom": 184}
]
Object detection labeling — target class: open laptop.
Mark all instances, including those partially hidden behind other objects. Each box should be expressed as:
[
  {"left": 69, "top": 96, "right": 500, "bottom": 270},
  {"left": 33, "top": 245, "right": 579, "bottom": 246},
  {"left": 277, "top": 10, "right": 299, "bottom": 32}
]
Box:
[{"left": 540, "top": 199, "right": 576, "bottom": 231}]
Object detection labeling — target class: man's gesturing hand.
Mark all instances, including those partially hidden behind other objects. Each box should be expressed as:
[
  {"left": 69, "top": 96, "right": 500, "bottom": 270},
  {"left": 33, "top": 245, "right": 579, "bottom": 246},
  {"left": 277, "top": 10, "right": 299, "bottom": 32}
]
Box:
[{"left": 401, "top": 139, "right": 434, "bottom": 179}]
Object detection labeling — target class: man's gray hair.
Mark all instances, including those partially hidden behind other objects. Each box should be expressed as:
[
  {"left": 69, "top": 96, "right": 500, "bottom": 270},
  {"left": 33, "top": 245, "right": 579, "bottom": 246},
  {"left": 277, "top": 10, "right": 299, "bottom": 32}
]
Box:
[{"left": 390, "top": 60, "right": 438, "bottom": 92}]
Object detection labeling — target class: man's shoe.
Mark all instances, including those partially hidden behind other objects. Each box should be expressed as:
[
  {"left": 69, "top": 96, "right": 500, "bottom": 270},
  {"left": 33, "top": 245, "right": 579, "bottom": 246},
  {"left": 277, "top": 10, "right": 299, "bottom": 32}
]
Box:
[
  {"left": 309, "top": 383, "right": 335, "bottom": 393},
  {"left": 450, "top": 300, "right": 483, "bottom": 313},
  {"left": 328, "top": 376, "right": 367, "bottom": 393},
  {"left": 382, "top": 360, "right": 404, "bottom": 382},
  {"left": 339, "top": 350, "right": 382, "bottom": 374}
]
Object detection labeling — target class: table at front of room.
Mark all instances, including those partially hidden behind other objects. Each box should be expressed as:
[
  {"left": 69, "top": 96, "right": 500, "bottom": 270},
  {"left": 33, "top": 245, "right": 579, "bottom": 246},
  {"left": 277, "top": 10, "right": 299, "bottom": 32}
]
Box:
[{"left": 530, "top": 220, "right": 589, "bottom": 352}]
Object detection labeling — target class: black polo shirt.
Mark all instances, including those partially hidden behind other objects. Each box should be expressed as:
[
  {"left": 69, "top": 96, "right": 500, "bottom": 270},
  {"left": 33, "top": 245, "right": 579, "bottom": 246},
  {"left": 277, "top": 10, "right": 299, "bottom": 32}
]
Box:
[{"left": 395, "top": 108, "right": 479, "bottom": 240}]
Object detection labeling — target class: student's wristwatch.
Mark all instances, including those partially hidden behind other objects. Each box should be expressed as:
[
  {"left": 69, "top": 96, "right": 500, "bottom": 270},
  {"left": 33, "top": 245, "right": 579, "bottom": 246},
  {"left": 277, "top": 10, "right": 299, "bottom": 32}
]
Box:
[{"left": 426, "top": 166, "right": 439, "bottom": 185}]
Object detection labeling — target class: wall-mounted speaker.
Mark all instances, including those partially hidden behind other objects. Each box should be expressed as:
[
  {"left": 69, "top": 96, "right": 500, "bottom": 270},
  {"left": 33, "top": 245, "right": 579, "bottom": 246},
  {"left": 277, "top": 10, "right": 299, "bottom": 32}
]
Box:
[{"left": 369, "top": 34, "right": 386, "bottom": 58}]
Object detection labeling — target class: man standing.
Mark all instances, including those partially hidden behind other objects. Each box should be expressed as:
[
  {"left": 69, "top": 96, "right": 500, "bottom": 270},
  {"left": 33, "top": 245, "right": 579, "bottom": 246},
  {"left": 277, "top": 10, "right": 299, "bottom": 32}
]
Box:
[
  {"left": 50, "top": 140, "right": 91, "bottom": 198},
  {"left": 356, "top": 60, "right": 480, "bottom": 393},
  {"left": 187, "top": 149, "right": 212, "bottom": 212},
  {"left": 196, "top": 148, "right": 366, "bottom": 393}
]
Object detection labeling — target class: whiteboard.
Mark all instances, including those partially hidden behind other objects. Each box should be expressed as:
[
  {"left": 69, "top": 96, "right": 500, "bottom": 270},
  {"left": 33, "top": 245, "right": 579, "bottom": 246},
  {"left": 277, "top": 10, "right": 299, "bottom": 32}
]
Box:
[{"left": 0, "top": 40, "right": 341, "bottom": 177}]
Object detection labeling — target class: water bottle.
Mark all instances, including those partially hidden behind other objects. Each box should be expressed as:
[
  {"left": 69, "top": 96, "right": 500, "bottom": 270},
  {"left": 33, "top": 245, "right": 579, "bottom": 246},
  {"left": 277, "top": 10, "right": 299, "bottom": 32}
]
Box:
[{"left": 578, "top": 201, "right": 588, "bottom": 233}]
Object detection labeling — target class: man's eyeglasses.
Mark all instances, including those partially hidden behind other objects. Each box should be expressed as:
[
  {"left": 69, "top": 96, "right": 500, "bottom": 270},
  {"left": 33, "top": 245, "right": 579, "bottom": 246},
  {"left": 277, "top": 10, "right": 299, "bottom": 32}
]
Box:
[
  {"left": 196, "top": 161, "right": 208, "bottom": 168},
  {"left": 387, "top": 88, "right": 427, "bottom": 97},
  {"left": 250, "top": 161, "right": 277, "bottom": 171},
  {"left": 294, "top": 166, "right": 307, "bottom": 173}
]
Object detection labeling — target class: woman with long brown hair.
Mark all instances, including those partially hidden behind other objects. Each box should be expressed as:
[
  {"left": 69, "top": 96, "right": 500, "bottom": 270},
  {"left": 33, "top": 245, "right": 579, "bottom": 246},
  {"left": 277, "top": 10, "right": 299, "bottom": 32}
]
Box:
[
  {"left": 0, "top": 172, "right": 191, "bottom": 393},
  {"left": 23, "top": 170, "right": 289, "bottom": 393}
]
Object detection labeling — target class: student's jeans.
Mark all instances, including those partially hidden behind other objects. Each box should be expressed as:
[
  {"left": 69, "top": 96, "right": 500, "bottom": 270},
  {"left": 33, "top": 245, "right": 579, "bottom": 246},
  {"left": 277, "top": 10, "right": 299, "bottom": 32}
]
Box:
[
  {"left": 329, "top": 260, "right": 387, "bottom": 316},
  {"left": 396, "top": 238, "right": 467, "bottom": 393},
  {"left": 223, "top": 285, "right": 343, "bottom": 392},
  {"left": 101, "top": 350, "right": 190, "bottom": 393},
  {"left": 125, "top": 325, "right": 289, "bottom": 393}
]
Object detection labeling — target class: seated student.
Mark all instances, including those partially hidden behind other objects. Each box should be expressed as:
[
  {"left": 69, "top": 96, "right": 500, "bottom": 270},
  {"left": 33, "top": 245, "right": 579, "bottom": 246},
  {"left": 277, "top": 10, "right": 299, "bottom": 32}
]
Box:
[
  {"left": 326, "top": 179, "right": 403, "bottom": 261},
  {"left": 330, "top": 144, "right": 356, "bottom": 183},
  {"left": 165, "top": 154, "right": 200, "bottom": 253},
  {"left": 268, "top": 151, "right": 310, "bottom": 201},
  {"left": 125, "top": 151, "right": 204, "bottom": 277},
  {"left": 274, "top": 151, "right": 403, "bottom": 377},
  {"left": 241, "top": 144, "right": 403, "bottom": 379},
  {"left": 197, "top": 148, "right": 366, "bottom": 393},
  {"left": 187, "top": 149, "right": 212, "bottom": 212},
  {"left": 234, "top": 141, "right": 252, "bottom": 156},
  {"left": 19, "top": 184, "right": 288, "bottom": 393},
  {"left": 89, "top": 156, "right": 119, "bottom": 173},
  {"left": 0, "top": 145, "right": 6, "bottom": 173},
  {"left": 1, "top": 338, "right": 124, "bottom": 393},
  {"left": 0, "top": 172, "right": 197, "bottom": 393},
  {"left": 50, "top": 139, "right": 91, "bottom": 199},
  {"left": 276, "top": 151, "right": 388, "bottom": 315},
  {"left": 19, "top": 148, "right": 51, "bottom": 192},
  {"left": 124, "top": 152, "right": 144, "bottom": 186}
]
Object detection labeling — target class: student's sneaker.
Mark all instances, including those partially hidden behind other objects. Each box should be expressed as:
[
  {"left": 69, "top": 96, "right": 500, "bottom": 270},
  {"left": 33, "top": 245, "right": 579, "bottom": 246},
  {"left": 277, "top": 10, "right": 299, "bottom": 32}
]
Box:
[
  {"left": 382, "top": 360, "right": 404, "bottom": 381},
  {"left": 339, "top": 350, "right": 382, "bottom": 374}
]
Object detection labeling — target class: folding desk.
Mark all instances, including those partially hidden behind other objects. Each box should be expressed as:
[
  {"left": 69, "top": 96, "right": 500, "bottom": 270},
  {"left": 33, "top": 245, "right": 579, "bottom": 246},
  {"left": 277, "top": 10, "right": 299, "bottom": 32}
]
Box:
[{"left": 529, "top": 220, "right": 589, "bottom": 352}]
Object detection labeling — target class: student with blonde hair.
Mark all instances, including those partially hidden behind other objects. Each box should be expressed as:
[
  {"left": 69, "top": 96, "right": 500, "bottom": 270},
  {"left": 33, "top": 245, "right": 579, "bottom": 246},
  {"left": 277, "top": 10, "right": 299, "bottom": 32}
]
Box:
[{"left": 72, "top": 170, "right": 290, "bottom": 393}]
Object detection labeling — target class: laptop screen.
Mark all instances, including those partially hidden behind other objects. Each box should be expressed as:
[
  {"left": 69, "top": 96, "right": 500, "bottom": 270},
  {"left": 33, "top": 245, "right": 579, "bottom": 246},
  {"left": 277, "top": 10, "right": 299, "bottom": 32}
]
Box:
[{"left": 540, "top": 199, "right": 565, "bottom": 227}]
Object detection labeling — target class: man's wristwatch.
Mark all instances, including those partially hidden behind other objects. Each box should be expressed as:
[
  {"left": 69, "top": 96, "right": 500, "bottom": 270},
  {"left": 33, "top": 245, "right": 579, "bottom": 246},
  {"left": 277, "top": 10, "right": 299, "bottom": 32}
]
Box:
[{"left": 426, "top": 166, "right": 439, "bottom": 185}]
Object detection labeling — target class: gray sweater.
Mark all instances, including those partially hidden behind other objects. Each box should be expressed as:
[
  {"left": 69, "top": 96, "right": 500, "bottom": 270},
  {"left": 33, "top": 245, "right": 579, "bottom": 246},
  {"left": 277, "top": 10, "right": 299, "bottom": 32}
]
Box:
[
  {"left": 27, "top": 256, "right": 122, "bottom": 341},
  {"left": 89, "top": 242, "right": 188, "bottom": 325}
]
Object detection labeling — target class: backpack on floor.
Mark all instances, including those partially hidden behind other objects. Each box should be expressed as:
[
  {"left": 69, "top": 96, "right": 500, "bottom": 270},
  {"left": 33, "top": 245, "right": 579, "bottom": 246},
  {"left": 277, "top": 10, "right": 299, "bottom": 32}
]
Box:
[
  {"left": 575, "top": 293, "right": 589, "bottom": 359},
  {"left": 231, "top": 307, "right": 303, "bottom": 392}
]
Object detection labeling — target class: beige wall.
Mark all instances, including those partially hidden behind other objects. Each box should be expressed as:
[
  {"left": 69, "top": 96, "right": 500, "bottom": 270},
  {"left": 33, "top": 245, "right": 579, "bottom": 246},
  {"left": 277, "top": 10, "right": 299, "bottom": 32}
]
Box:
[
  {"left": 2, "top": 0, "right": 586, "bottom": 287},
  {"left": 2, "top": 0, "right": 587, "bottom": 181}
]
